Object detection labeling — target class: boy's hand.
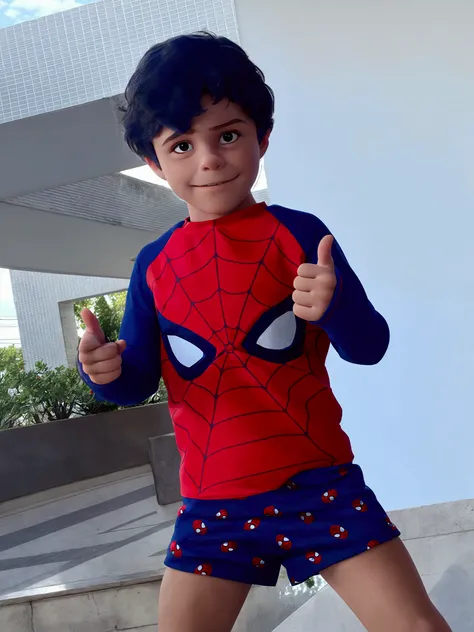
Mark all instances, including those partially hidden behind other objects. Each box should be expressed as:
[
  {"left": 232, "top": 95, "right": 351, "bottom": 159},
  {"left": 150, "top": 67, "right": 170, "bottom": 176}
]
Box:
[
  {"left": 78, "top": 308, "right": 126, "bottom": 385},
  {"left": 293, "top": 235, "right": 337, "bottom": 322}
]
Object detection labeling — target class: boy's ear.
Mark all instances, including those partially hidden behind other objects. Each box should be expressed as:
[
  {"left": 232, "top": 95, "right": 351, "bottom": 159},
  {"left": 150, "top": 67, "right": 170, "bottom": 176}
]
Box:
[
  {"left": 145, "top": 156, "right": 167, "bottom": 181},
  {"left": 259, "top": 130, "right": 271, "bottom": 158}
]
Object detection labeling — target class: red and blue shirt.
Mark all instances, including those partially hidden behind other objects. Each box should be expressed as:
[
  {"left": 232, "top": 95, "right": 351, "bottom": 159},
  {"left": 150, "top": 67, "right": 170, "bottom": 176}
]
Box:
[{"left": 82, "top": 203, "right": 389, "bottom": 500}]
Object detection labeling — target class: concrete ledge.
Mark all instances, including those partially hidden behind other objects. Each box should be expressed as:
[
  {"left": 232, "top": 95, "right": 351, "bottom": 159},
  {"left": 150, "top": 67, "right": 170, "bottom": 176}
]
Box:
[
  {"left": 389, "top": 498, "right": 474, "bottom": 541},
  {"left": 0, "top": 464, "right": 152, "bottom": 518},
  {"left": 0, "top": 569, "right": 165, "bottom": 607},
  {"left": 0, "top": 602, "right": 33, "bottom": 632},
  {"left": 0, "top": 571, "right": 314, "bottom": 632},
  {"left": 31, "top": 579, "right": 161, "bottom": 632},
  {"left": 148, "top": 434, "right": 181, "bottom": 506},
  {"left": 0, "top": 403, "right": 172, "bottom": 502}
]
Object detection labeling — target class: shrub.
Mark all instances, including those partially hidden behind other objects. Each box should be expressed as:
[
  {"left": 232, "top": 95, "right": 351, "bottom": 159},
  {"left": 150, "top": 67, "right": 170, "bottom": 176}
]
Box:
[{"left": 0, "top": 346, "right": 168, "bottom": 429}]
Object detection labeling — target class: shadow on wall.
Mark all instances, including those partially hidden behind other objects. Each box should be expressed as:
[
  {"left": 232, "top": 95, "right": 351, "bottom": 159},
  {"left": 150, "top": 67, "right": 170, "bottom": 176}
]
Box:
[{"left": 430, "top": 563, "right": 474, "bottom": 630}]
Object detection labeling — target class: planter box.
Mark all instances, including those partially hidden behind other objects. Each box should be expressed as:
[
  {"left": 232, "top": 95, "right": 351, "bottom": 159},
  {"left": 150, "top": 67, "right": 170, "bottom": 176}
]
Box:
[{"left": 0, "top": 403, "right": 173, "bottom": 503}]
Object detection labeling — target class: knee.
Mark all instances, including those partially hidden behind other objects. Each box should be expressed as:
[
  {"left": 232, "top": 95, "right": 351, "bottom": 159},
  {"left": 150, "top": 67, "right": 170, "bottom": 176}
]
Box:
[{"left": 409, "top": 613, "right": 451, "bottom": 632}]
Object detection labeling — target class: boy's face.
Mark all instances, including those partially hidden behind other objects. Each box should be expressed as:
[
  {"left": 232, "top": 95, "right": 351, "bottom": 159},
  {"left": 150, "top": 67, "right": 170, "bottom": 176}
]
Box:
[{"left": 147, "top": 96, "right": 269, "bottom": 222}]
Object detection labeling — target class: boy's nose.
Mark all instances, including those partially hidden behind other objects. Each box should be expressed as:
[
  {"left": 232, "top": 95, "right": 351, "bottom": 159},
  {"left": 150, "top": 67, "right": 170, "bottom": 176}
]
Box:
[{"left": 200, "top": 149, "right": 225, "bottom": 171}]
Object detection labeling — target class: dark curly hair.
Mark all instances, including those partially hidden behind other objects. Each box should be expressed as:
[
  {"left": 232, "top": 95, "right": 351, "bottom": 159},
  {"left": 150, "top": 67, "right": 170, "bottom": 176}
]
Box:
[{"left": 121, "top": 32, "right": 275, "bottom": 164}]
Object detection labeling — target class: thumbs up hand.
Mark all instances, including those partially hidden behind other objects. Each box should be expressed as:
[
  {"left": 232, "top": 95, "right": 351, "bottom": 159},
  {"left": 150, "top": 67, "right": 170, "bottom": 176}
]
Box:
[
  {"left": 293, "top": 235, "right": 337, "bottom": 322},
  {"left": 78, "top": 308, "right": 126, "bottom": 385}
]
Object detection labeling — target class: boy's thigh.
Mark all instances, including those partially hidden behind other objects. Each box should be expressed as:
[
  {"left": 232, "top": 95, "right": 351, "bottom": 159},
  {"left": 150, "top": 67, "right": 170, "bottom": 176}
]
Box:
[
  {"left": 321, "top": 538, "right": 451, "bottom": 632},
  {"left": 158, "top": 568, "right": 251, "bottom": 632}
]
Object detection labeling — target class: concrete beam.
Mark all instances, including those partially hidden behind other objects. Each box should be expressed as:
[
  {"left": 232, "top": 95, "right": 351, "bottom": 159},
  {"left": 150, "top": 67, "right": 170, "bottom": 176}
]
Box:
[
  {"left": 0, "top": 202, "right": 158, "bottom": 278},
  {"left": 0, "top": 97, "right": 141, "bottom": 200}
]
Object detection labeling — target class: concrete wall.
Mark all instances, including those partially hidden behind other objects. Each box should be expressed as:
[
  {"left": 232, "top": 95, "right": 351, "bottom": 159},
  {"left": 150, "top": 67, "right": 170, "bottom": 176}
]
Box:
[
  {"left": 235, "top": 0, "right": 474, "bottom": 510},
  {"left": 0, "top": 0, "right": 238, "bottom": 201},
  {"left": 0, "top": 0, "right": 238, "bottom": 125},
  {"left": 59, "top": 301, "right": 82, "bottom": 368},
  {"left": 0, "top": 202, "right": 156, "bottom": 278},
  {"left": 0, "top": 98, "right": 142, "bottom": 200},
  {"left": 0, "top": 403, "right": 173, "bottom": 502},
  {"left": 10, "top": 269, "right": 128, "bottom": 369},
  {"left": 275, "top": 498, "right": 474, "bottom": 632}
]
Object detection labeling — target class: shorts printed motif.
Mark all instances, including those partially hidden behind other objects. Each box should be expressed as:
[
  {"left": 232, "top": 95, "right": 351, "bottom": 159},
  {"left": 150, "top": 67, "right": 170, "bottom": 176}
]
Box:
[{"left": 165, "top": 464, "right": 400, "bottom": 586}]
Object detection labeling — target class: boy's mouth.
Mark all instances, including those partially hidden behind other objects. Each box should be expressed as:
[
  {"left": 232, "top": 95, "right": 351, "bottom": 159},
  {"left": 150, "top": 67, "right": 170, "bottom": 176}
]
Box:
[{"left": 193, "top": 175, "right": 239, "bottom": 188}]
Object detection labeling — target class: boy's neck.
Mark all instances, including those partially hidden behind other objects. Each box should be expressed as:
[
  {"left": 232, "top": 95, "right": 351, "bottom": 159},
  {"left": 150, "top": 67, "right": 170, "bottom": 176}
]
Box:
[{"left": 187, "top": 192, "right": 257, "bottom": 223}]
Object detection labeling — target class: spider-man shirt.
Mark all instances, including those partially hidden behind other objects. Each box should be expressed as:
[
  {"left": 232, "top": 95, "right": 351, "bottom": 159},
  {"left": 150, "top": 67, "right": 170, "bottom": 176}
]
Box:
[{"left": 82, "top": 203, "right": 389, "bottom": 500}]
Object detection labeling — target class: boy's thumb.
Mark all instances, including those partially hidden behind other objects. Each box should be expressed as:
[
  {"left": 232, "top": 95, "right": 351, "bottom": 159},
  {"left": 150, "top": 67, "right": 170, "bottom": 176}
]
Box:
[
  {"left": 80, "top": 308, "right": 105, "bottom": 345},
  {"left": 116, "top": 340, "right": 127, "bottom": 355}
]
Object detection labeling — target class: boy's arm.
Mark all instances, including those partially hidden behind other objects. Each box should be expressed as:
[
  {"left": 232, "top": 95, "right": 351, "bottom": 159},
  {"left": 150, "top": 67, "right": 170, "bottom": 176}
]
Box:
[
  {"left": 78, "top": 251, "right": 161, "bottom": 405},
  {"left": 302, "top": 217, "right": 389, "bottom": 366}
]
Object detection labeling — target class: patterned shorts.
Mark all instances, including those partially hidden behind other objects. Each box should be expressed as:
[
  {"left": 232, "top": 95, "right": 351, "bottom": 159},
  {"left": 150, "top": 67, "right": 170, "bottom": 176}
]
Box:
[{"left": 164, "top": 464, "right": 400, "bottom": 586}]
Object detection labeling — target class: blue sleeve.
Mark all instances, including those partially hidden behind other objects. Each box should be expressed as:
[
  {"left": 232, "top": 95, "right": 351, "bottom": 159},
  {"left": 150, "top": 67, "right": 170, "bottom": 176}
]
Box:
[
  {"left": 78, "top": 243, "right": 165, "bottom": 406},
  {"left": 269, "top": 205, "right": 389, "bottom": 365}
]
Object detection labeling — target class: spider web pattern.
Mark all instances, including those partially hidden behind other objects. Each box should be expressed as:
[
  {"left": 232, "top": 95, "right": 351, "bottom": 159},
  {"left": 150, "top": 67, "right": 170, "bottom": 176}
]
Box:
[{"left": 147, "top": 207, "right": 353, "bottom": 499}]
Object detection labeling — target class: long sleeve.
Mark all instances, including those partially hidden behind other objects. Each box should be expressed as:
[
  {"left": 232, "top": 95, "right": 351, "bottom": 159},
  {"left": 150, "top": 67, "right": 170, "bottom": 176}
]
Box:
[
  {"left": 78, "top": 247, "right": 162, "bottom": 406},
  {"left": 308, "top": 221, "right": 390, "bottom": 366}
]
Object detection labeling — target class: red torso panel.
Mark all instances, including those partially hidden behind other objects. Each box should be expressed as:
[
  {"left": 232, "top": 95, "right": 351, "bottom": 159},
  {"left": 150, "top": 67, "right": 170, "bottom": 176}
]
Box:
[{"left": 146, "top": 203, "right": 353, "bottom": 499}]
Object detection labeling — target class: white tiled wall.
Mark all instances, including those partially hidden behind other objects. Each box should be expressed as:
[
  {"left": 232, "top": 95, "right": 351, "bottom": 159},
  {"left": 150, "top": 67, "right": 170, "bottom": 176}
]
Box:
[
  {"left": 0, "top": 0, "right": 238, "bottom": 124},
  {"left": 10, "top": 270, "right": 129, "bottom": 369}
]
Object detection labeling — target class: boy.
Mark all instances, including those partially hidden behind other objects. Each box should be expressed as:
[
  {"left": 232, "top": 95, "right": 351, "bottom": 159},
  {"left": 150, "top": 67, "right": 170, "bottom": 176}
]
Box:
[{"left": 79, "top": 33, "right": 450, "bottom": 632}]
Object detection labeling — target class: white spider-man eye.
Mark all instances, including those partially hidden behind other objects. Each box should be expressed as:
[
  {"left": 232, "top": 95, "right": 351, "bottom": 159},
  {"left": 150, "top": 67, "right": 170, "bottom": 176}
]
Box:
[
  {"left": 158, "top": 312, "right": 216, "bottom": 380},
  {"left": 243, "top": 296, "right": 306, "bottom": 364},
  {"left": 167, "top": 335, "right": 204, "bottom": 367},
  {"left": 256, "top": 311, "right": 297, "bottom": 350}
]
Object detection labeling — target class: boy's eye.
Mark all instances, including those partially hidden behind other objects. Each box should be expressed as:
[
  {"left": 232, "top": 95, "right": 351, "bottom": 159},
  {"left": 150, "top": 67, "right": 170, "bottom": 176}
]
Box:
[
  {"left": 173, "top": 141, "right": 193, "bottom": 154},
  {"left": 220, "top": 131, "right": 240, "bottom": 145}
]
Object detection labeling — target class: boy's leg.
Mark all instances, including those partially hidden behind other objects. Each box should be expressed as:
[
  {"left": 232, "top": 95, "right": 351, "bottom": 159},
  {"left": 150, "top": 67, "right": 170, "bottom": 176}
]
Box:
[
  {"left": 158, "top": 568, "right": 251, "bottom": 632},
  {"left": 321, "top": 538, "right": 451, "bottom": 632}
]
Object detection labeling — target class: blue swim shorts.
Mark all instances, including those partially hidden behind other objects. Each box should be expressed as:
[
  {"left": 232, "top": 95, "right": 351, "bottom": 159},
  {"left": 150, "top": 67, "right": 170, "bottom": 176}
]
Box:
[{"left": 164, "top": 464, "right": 400, "bottom": 586}]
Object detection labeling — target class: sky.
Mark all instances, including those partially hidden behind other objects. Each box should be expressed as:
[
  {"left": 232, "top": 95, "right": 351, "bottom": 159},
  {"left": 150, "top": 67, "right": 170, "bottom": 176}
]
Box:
[
  {"left": 0, "top": 269, "right": 15, "bottom": 317},
  {"left": 0, "top": 0, "right": 98, "bottom": 28}
]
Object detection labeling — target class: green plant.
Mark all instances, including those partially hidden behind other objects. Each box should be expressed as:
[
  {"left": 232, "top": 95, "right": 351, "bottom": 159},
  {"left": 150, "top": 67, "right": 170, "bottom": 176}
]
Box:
[
  {"left": 0, "top": 347, "right": 27, "bottom": 429},
  {"left": 0, "top": 374, "right": 24, "bottom": 430},
  {"left": 0, "top": 346, "right": 24, "bottom": 374},
  {"left": 74, "top": 386, "right": 120, "bottom": 416},
  {"left": 145, "top": 379, "right": 168, "bottom": 405},
  {"left": 20, "top": 362, "right": 86, "bottom": 423},
  {"left": 75, "top": 292, "right": 127, "bottom": 342},
  {"left": 0, "top": 341, "right": 168, "bottom": 429}
]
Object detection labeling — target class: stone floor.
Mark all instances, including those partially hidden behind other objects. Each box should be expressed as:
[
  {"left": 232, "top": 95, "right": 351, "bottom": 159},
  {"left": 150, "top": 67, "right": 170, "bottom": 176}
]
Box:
[
  {"left": 0, "top": 466, "right": 319, "bottom": 631},
  {"left": 0, "top": 465, "right": 177, "bottom": 602},
  {"left": 2, "top": 467, "right": 471, "bottom": 631}
]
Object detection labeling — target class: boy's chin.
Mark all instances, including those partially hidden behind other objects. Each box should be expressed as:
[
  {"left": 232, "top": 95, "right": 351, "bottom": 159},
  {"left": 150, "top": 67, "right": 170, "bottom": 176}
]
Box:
[
  {"left": 189, "top": 205, "right": 236, "bottom": 221},
  {"left": 186, "top": 192, "right": 255, "bottom": 221}
]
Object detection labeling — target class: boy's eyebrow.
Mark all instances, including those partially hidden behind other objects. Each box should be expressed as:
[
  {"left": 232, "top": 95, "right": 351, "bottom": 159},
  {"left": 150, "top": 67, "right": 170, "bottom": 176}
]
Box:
[
  {"left": 162, "top": 118, "right": 248, "bottom": 146},
  {"left": 162, "top": 129, "right": 195, "bottom": 146},
  {"left": 209, "top": 118, "right": 248, "bottom": 131}
]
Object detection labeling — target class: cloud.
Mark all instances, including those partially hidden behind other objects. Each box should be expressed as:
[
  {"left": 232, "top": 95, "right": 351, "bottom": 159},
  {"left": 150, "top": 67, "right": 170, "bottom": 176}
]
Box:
[
  {"left": 5, "top": 7, "right": 20, "bottom": 18},
  {"left": 6, "top": 0, "right": 82, "bottom": 18}
]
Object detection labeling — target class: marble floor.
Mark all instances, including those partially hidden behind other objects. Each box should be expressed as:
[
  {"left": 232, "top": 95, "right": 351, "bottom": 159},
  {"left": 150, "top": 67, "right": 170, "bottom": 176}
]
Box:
[
  {"left": 0, "top": 466, "right": 321, "bottom": 632},
  {"left": 0, "top": 465, "right": 178, "bottom": 603}
]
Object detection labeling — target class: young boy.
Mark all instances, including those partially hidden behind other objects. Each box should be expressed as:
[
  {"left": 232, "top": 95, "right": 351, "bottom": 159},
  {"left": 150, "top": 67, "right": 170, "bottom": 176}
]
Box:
[{"left": 79, "top": 32, "right": 450, "bottom": 632}]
